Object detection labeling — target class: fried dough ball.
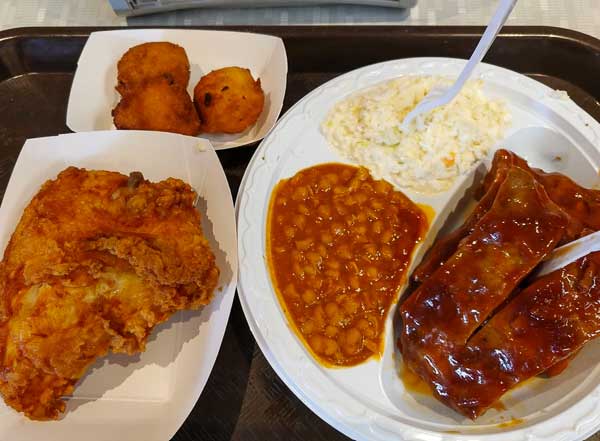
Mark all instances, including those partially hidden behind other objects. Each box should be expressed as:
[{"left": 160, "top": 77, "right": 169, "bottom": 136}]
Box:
[
  {"left": 194, "top": 67, "right": 265, "bottom": 134},
  {"left": 112, "top": 77, "right": 201, "bottom": 136},
  {"left": 117, "top": 42, "right": 190, "bottom": 95}
]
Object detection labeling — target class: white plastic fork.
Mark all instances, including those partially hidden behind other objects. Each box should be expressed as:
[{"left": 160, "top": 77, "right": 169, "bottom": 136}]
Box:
[
  {"left": 536, "top": 230, "right": 600, "bottom": 277},
  {"left": 400, "top": 0, "right": 518, "bottom": 132}
]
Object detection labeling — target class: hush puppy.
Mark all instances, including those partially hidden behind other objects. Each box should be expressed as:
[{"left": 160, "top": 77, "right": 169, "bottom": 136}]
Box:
[
  {"left": 112, "top": 77, "right": 201, "bottom": 136},
  {"left": 117, "top": 42, "right": 190, "bottom": 95},
  {"left": 194, "top": 67, "right": 265, "bottom": 134}
]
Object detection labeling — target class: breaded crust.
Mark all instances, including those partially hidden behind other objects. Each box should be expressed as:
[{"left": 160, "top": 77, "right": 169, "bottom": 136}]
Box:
[
  {"left": 116, "top": 42, "right": 190, "bottom": 95},
  {"left": 0, "top": 167, "right": 219, "bottom": 420},
  {"left": 112, "top": 77, "right": 201, "bottom": 136},
  {"left": 194, "top": 67, "right": 264, "bottom": 134}
]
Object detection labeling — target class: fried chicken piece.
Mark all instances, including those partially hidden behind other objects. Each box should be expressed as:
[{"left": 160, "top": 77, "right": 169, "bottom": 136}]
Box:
[
  {"left": 194, "top": 67, "right": 264, "bottom": 134},
  {"left": 112, "top": 77, "right": 201, "bottom": 136},
  {"left": 116, "top": 42, "right": 190, "bottom": 95},
  {"left": 0, "top": 167, "right": 219, "bottom": 420}
]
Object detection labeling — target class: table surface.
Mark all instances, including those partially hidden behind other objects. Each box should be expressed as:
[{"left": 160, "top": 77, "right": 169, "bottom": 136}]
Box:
[{"left": 0, "top": 0, "right": 599, "bottom": 39}]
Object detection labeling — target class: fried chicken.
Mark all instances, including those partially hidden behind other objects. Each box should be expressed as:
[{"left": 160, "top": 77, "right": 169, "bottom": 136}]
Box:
[
  {"left": 0, "top": 167, "right": 219, "bottom": 420},
  {"left": 112, "top": 77, "right": 201, "bottom": 136},
  {"left": 116, "top": 42, "right": 190, "bottom": 95}
]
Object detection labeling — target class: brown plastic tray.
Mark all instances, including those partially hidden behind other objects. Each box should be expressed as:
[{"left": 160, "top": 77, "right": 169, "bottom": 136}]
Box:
[{"left": 1, "top": 26, "right": 600, "bottom": 441}]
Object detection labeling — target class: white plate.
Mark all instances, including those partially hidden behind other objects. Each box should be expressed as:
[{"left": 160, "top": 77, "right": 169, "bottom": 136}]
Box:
[
  {"left": 66, "top": 29, "right": 288, "bottom": 150},
  {"left": 236, "top": 58, "right": 600, "bottom": 441},
  {"left": 0, "top": 131, "right": 237, "bottom": 441}
]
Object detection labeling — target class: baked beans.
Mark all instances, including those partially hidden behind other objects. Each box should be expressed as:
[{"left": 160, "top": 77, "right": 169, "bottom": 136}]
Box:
[{"left": 267, "top": 164, "right": 428, "bottom": 366}]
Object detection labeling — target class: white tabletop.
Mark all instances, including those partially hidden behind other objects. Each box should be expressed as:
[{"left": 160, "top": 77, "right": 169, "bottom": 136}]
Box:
[{"left": 1, "top": 0, "right": 599, "bottom": 41}]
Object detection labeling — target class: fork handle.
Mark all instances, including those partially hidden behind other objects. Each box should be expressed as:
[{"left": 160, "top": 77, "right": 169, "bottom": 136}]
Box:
[{"left": 447, "top": 0, "right": 518, "bottom": 102}]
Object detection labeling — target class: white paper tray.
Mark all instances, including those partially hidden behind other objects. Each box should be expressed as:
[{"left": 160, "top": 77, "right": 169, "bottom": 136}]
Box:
[
  {"left": 0, "top": 131, "right": 238, "bottom": 441},
  {"left": 66, "top": 29, "right": 288, "bottom": 149}
]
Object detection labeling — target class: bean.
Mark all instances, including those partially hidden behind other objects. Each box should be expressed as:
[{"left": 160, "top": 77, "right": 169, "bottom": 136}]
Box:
[
  {"left": 293, "top": 214, "right": 306, "bottom": 229},
  {"left": 346, "top": 261, "right": 360, "bottom": 275},
  {"left": 297, "top": 204, "right": 310, "bottom": 215},
  {"left": 341, "top": 328, "right": 363, "bottom": 355},
  {"left": 310, "top": 335, "right": 325, "bottom": 354},
  {"left": 371, "top": 200, "right": 384, "bottom": 210},
  {"left": 357, "top": 211, "right": 367, "bottom": 223},
  {"left": 366, "top": 208, "right": 379, "bottom": 221},
  {"left": 301, "top": 320, "right": 315, "bottom": 335},
  {"left": 360, "top": 183, "right": 373, "bottom": 193},
  {"left": 324, "top": 302, "right": 339, "bottom": 318},
  {"left": 284, "top": 226, "right": 296, "bottom": 239},
  {"left": 346, "top": 328, "right": 362, "bottom": 346},
  {"left": 344, "top": 195, "right": 357, "bottom": 206},
  {"left": 381, "top": 245, "right": 393, "bottom": 260},
  {"left": 333, "top": 186, "right": 347, "bottom": 195},
  {"left": 306, "top": 252, "right": 322, "bottom": 266},
  {"left": 364, "top": 339, "right": 379, "bottom": 353},
  {"left": 292, "top": 186, "right": 308, "bottom": 200},
  {"left": 291, "top": 249, "right": 303, "bottom": 263},
  {"left": 293, "top": 262, "right": 304, "bottom": 278},
  {"left": 359, "top": 315, "right": 378, "bottom": 338},
  {"left": 356, "top": 318, "right": 369, "bottom": 331},
  {"left": 295, "top": 238, "right": 313, "bottom": 251},
  {"left": 325, "top": 325, "right": 339, "bottom": 338},
  {"left": 349, "top": 276, "right": 360, "bottom": 290},
  {"left": 304, "top": 265, "right": 317, "bottom": 276},
  {"left": 327, "top": 260, "right": 341, "bottom": 270},
  {"left": 326, "top": 173, "right": 339, "bottom": 184},
  {"left": 372, "top": 221, "right": 383, "bottom": 235},
  {"left": 355, "top": 234, "right": 368, "bottom": 244},
  {"left": 337, "top": 246, "right": 352, "bottom": 260},
  {"left": 366, "top": 266, "right": 379, "bottom": 280},
  {"left": 324, "top": 269, "right": 340, "bottom": 280},
  {"left": 331, "top": 223, "right": 345, "bottom": 236},
  {"left": 318, "top": 177, "right": 331, "bottom": 191},
  {"left": 321, "top": 232, "right": 334, "bottom": 246},
  {"left": 363, "top": 243, "right": 377, "bottom": 257},
  {"left": 348, "top": 177, "right": 361, "bottom": 192},
  {"left": 323, "top": 338, "right": 339, "bottom": 356},
  {"left": 308, "top": 277, "right": 323, "bottom": 290},
  {"left": 317, "top": 204, "right": 331, "bottom": 218},
  {"left": 313, "top": 305, "right": 326, "bottom": 329},
  {"left": 283, "top": 284, "right": 299, "bottom": 300},
  {"left": 381, "top": 230, "right": 393, "bottom": 243},
  {"left": 343, "top": 299, "right": 359, "bottom": 315},
  {"left": 355, "top": 224, "right": 367, "bottom": 235},
  {"left": 335, "top": 203, "right": 347, "bottom": 216},
  {"left": 374, "top": 180, "right": 392, "bottom": 195},
  {"left": 317, "top": 244, "right": 328, "bottom": 258},
  {"left": 302, "top": 289, "right": 317, "bottom": 305},
  {"left": 391, "top": 193, "right": 405, "bottom": 204},
  {"left": 356, "top": 193, "right": 368, "bottom": 204}
]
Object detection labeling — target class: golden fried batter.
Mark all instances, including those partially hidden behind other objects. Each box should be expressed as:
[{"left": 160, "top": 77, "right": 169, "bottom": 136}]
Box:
[
  {"left": 0, "top": 167, "right": 219, "bottom": 420},
  {"left": 112, "top": 77, "right": 201, "bottom": 136},
  {"left": 116, "top": 42, "right": 190, "bottom": 95},
  {"left": 194, "top": 67, "right": 264, "bottom": 134}
]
